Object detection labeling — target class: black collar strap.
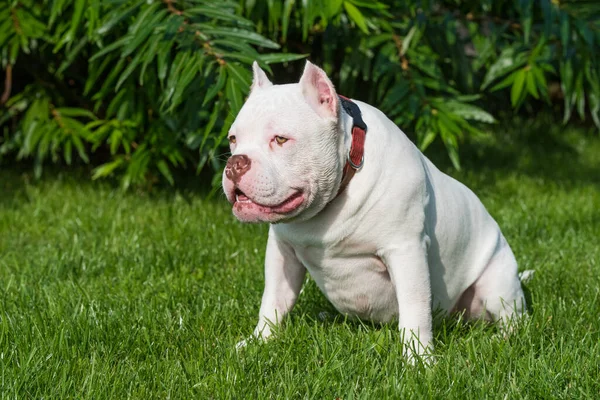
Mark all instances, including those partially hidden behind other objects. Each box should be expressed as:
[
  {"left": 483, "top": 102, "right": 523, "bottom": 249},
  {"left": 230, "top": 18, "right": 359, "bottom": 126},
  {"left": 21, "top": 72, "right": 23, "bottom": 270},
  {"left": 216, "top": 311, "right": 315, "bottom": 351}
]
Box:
[{"left": 337, "top": 95, "right": 367, "bottom": 195}]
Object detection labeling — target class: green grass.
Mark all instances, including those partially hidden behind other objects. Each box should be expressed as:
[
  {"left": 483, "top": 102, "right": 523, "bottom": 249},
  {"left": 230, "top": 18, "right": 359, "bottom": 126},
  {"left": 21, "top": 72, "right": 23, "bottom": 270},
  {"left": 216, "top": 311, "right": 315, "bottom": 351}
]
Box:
[{"left": 1, "top": 118, "right": 599, "bottom": 398}]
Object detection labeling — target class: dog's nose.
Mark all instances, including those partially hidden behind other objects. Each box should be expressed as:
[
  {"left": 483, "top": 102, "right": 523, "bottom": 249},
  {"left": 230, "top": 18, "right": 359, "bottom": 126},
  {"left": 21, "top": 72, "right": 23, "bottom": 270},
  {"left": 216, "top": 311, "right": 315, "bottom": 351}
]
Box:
[{"left": 225, "top": 154, "right": 251, "bottom": 182}]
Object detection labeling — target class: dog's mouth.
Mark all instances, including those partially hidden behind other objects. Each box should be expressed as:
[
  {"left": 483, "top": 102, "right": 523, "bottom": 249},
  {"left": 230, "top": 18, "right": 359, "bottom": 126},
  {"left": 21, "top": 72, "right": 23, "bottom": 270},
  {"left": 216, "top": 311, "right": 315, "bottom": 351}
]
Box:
[
  {"left": 233, "top": 188, "right": 304, "bottom": 214},
  {"left": 234, "top": 189, "right": 251, "bottom": 203}
]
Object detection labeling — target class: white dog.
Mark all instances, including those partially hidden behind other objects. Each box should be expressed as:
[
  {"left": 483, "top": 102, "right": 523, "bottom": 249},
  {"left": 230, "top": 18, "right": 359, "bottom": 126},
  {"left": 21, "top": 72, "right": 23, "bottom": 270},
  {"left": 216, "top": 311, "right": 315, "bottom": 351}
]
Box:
[{"left": 222, "top": 61, "right": 527, "bottom": 359}]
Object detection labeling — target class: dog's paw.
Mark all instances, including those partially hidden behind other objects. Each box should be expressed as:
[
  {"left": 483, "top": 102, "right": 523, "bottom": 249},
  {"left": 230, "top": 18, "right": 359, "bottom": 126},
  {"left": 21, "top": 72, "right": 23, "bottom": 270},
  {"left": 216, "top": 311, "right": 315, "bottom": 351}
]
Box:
[
  {"left": 235, "top": 331, "right": 270, "bottom": 351},
  {"left": 318, "top": 311, "right": 333, "bottom": 321},
  {"left": 402, "top": 338, "right": 436, "bottom": 367},
  {"left": 518, "top": 269, "right": 535, "bottom": 283},
  {"left": 235, "top": 338, "right": 249, "bottom": 351}
]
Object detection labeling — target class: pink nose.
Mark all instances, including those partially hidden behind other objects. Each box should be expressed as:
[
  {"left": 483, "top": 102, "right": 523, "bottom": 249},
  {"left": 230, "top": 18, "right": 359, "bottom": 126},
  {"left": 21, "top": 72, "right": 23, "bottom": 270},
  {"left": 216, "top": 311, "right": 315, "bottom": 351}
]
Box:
[{"left": 225, "top": 154, "right": 251, "bottom": 183}]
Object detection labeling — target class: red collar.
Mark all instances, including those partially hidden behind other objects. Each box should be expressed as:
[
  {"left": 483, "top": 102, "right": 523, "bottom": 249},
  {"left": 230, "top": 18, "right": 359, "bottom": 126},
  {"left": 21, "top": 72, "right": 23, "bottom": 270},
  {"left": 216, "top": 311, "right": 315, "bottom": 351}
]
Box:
[{"left": 337, "top": 95, "right": 367, "bottom": 195}]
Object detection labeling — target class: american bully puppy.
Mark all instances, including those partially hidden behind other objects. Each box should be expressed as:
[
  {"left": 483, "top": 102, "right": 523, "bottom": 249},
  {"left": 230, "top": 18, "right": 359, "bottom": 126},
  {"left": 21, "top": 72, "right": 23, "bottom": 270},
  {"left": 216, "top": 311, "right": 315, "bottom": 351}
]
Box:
[{"left": 222, "top": 60, "right": 527, "bottom": 359}]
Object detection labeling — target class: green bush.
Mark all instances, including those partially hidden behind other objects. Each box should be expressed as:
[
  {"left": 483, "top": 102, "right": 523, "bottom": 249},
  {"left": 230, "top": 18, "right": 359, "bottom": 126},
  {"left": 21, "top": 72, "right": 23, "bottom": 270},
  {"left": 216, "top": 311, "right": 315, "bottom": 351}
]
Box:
[{"left": 0, "top": 0, "right": 598, "bottom": 187}]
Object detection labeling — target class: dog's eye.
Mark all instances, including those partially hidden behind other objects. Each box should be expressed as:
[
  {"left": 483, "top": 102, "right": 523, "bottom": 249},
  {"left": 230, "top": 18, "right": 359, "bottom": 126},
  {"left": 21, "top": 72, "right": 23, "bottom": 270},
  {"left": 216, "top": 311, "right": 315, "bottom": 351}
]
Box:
[
  {"left": 275, "top": 136, "right": 288, "bottom": 145},
  {"left": 228, "top": 136, "right": 236, "bottom": 144}
]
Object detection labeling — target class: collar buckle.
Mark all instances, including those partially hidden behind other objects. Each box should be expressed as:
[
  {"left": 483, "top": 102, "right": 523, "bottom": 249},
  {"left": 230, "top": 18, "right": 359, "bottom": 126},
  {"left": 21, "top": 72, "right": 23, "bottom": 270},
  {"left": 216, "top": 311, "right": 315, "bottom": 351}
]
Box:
[{"left": 347, "top": 152, "right": 364, "bottom": 170}]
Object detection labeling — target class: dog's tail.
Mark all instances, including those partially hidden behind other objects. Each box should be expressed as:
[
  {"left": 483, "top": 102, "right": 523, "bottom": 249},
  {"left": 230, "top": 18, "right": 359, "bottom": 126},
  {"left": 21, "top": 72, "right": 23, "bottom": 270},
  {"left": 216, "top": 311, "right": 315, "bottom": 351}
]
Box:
[{"left": 518, "top": 269, "right": 535, "bottom": 284}]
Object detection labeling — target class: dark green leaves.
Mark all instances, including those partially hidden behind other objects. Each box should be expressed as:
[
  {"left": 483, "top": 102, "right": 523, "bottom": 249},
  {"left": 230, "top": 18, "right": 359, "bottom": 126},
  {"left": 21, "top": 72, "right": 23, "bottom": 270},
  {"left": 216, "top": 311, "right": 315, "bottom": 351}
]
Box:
[
  {"left": 481, "top": 47, "right": 527, "bottom": 91},
  {"left": 344, "top": 2, "right": 369, "bottom": 34}
]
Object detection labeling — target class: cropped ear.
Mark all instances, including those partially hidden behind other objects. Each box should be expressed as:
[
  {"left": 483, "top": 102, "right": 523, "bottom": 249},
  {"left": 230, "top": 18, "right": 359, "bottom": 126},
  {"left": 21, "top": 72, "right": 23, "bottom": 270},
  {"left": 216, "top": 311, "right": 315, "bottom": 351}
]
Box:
[
  {"left": 298, "top": 61, "right": 338, "bottom": 119},
  {"left": 251, "top": 61, "right": 273, "bottom": 92}
]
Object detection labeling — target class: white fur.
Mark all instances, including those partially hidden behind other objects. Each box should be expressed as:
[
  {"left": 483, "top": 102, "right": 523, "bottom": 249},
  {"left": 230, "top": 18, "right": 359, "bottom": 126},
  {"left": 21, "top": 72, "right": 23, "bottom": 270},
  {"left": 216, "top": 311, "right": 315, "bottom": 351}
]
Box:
[{"left": 224, "top": 61, "right": 527, "bottom": 360}]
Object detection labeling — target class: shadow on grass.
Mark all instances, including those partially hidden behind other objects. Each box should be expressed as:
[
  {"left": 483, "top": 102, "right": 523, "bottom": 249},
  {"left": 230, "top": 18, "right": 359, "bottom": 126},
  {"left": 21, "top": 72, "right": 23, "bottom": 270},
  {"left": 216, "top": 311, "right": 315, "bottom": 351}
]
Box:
[
  {"left": 291, "top": 274, "right": 537, "bottom": 347},
  {"left": 426, "top": 114, "right": 600, "bottom": 187},
  {"left": 0, "top": 164, "right": 34, "bottom": 208},
  {"left": 289, "top": 305, "right": 505, "bottom": 353}
]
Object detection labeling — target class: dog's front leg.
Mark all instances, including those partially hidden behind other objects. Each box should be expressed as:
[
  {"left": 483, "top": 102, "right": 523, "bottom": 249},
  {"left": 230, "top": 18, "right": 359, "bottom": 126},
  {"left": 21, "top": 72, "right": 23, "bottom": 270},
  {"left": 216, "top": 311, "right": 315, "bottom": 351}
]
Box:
[
  {"left": 237, "top": 228, "right": 306, "bottom": 349},
  {"left": 379, "top": 236, "right": 434, "bottom": 361}
]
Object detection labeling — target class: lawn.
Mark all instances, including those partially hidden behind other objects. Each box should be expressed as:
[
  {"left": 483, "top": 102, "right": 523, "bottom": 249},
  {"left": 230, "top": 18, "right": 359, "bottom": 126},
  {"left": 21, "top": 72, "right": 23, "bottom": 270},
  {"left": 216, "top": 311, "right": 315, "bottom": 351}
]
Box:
[{"left": 1, "top": 118, "right": 599, "bottom": 398}]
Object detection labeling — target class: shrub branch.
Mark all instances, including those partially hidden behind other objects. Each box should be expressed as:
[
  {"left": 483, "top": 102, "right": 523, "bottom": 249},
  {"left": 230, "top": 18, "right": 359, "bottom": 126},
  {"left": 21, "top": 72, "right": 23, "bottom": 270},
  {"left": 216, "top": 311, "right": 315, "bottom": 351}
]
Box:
[{"left": 1, "top": 65, "right": 12, "bottom": 105}]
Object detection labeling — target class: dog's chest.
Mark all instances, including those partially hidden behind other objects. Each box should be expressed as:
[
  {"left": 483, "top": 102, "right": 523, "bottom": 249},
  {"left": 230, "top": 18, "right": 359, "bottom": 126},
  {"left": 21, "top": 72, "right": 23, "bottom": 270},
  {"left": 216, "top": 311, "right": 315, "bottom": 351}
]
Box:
[{"left": 292, "top": 239, "right": 399, "bottom": 323}]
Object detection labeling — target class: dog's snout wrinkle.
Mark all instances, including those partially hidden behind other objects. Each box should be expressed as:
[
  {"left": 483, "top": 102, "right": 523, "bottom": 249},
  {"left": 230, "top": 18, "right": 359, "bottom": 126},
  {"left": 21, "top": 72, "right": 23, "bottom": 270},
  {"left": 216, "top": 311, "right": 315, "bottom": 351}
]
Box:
[{"left": 226, "top": 154, "right": 252, "bottom": 183}]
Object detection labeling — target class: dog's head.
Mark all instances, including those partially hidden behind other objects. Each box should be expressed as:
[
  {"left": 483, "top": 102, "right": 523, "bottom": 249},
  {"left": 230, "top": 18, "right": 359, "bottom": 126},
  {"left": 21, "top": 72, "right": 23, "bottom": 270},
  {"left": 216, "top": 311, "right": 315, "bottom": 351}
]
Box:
[{"left": 222, "top": 61, "right": 346, "bottom": 223}]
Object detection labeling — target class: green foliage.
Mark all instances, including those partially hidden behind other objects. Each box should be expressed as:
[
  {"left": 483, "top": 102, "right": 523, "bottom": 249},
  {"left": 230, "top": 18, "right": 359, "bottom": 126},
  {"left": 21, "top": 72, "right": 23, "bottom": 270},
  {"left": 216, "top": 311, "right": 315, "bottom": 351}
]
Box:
[{"left": 0, "top": 0, "right": 599, "bottom": 185}]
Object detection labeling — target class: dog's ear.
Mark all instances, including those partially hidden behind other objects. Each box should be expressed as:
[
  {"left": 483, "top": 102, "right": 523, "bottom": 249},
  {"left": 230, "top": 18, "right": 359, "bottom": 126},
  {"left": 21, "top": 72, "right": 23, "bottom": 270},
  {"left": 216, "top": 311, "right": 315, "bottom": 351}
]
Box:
[
  {"left": 299, "top": 61, "right": 338, "bottom": 119},
  {"left": 251, "top": 61, "right": 273, "bottom": 91}
]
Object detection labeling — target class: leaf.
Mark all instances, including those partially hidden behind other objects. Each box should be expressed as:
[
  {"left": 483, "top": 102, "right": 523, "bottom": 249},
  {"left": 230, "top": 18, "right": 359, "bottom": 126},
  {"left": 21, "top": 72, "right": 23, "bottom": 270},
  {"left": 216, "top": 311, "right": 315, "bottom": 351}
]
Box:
[
  {"left": 130, "top": 2, "right": 161, "bottom": 36},
  {"left": 560, "top": 60, "right": 574, "bottom": 123},
  {"left": 419, "top": 130, "right": 437, "bottom": 152},
  {"left": 226, "top": 77, "right": 243, "bottom": 114},
  {"left": 169, "top": 54, "right": 200, "bottom": 111},
  {"left": 138, "top": 34, "right": 161, "bottom": 86},
  {"left": 203, "top": 66, "right": 227, "bottom": 106},
  {"left": 56, "top": 108, "right": 98, "bottom": 120},
  {"left": 444, "top": 101, "right": 497, "bottom": 123},
  {"left": 71, "top": 135, "right": 89, "bottom": 163},
  {"left": 184, "top": 6, "right": 253, "bottom": 26},
  {"left": 519, "top": 0, "right": 532, "bottom": 44},
  {"left": 364, "top": 33, "right": 394, "bottom": 48},
  {"left": 199, "top": 100, "right": 222, "bottom": 152},
  {"left": 156, "top": 160, "right": 174, "bottom": 185},
  {"left": 156, "top": 41, "right": 172, "bottom": 83},
  {"left": 102, "top": 86, "right": 126, "bottom": 118},
  {"left": 122, "top": 9, "right": 168, "bottom": 58},
  {"left": 220, "top": 51, "right": 256, "bottom": 65},
  {"left": 525, "top": 70, "right": 539, "bottom": 99},
  {"left": 225, "top": 63, "right": 251, "bottom": 89},
  {"left": 56, "top": 0, "right": 85, "bottom": 50},
  {"left": 437, "top": 118, "right": 461, "bottom": 170},
  {"left": 210, "top": 39, "right": 261, "bottom": 56},
  {"left": 347, "top": 0, "right": 388, "bottom": 9},
  {"left": 96, "top": 0, "right": 144, "bottom": 35},
  {"left": 407, "top": 49, "right": 443, "bottom": 80},
  {"left": 123, "top": 145, "right": 151, "bottom": 189},
  {"left": 49, "top": 0, "right": 69, "bottom": 27},
  {"left": 116, "top": 50, "right": 143, "bottom": 91},
  {"left": 37, "top": 128, "right": 53, "bottom": 163},
  {"left": 531, "top": 65, "right": 549, "bottom": 100},
  {"left": 281, "top": 0, "right": 295, "bottom": 42},
  {"left": 401, "top": 26, "right": 417, "bottom": 56},
  {"left": 89, "top": 37, "right": 128, "bottom": 61},
  {"left": 92, "top": 158, "right": 125, "bottom": 180},
  {"left": 162, "top": 51, "right": 190, "bottom": 107},
  {"left": 109, "top": 129, "right": 122, "bottom": 155},
  {"left": 84, "top": 56, "right": 114, "bottom": 95},
  {"left": 16, "top": 9, "right": 47, "bottom": 38},
  {"left": 344, "top": 2, "right": 369, "bottom": 34},
  {"left": 481, "top": 47, "right": 526, "bottom": 90},
  {"left": 511, "top": 69, "right": 526, "bottom": 107},
  {"left": 417, "top": 77, "right": 460, "bottom": 95},
  {"left": 57, "top": 36, "right": 88, "bottom": 76},
  {"left": 201, "top": 27, "right": 280, "bottom": 49},
  {"left": 490, "top": 74, "right": 515, "bottom": 92},
  {"left": 259, "top": 53, "right": 308, "bottom": 64},
  {"left": 300, "top": 0, "right": 310, "bottom": 41}
]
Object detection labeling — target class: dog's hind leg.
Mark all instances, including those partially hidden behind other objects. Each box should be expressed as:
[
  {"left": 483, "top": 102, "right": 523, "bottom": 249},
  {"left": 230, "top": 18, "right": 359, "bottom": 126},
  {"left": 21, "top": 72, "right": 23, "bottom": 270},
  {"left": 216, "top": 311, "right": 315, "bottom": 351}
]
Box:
[{"left": 456, "top": 238, "right": 527, "bottom": 328}]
